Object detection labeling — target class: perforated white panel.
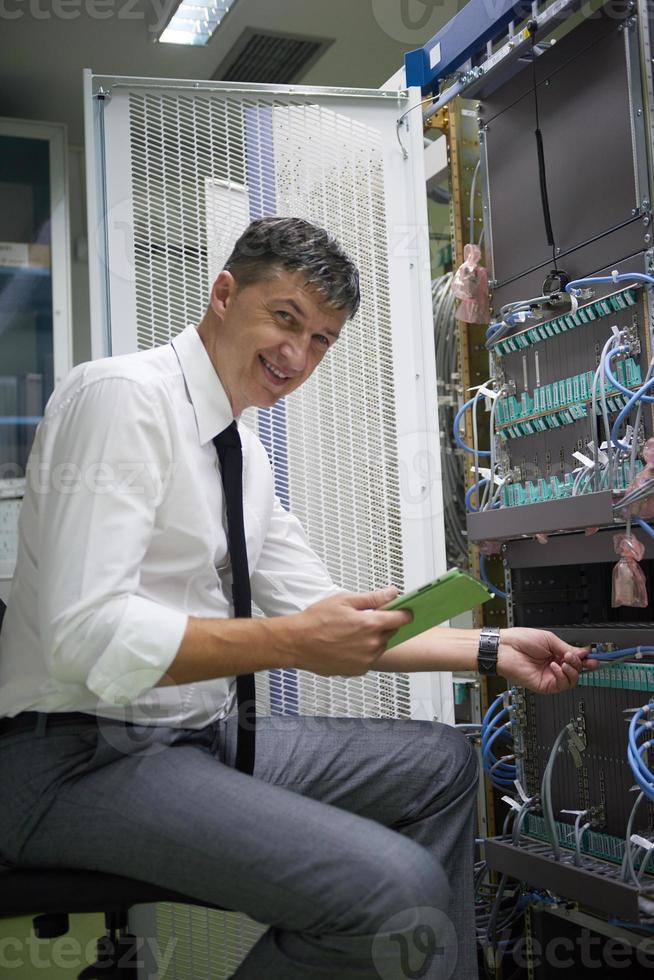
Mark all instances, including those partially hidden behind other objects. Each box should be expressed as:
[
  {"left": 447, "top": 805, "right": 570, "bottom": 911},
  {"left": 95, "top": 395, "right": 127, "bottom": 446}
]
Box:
[
  {"left": 86, "top": 74, "right": 444, "bottom": 980},
  {"left": 129, "top": 89, "right": 414, "bottom": 735}
]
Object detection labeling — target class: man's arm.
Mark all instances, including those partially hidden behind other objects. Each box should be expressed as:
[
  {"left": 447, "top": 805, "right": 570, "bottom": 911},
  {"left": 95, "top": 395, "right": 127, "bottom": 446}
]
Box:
[
  {"left": 375, "top": 624, "right": 597, "bottom": 694},
  {"left": 159, "top": 588, "right": 411, "bottom": 686},
  {"left": 162, "top": 593, "right": 596, "bottom": 695},
  {"left": 37, "top": 376, "right": 188, "bottom": 705}
]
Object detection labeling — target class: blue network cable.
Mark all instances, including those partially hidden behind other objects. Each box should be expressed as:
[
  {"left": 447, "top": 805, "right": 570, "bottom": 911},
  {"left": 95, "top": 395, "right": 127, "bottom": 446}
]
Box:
[
  {"left": 481, "top": 694, "right": 517, "bottom": 789},
  {"left": 627, "top": 705, "right": 654, "bottom": 802},
  {"left": 565, "top": 272, "right": 654, "bottom": 298},
  {"left": 453, "top": 396, "right": 491, "bottom": 458},
  {"left": 465, "top": 479, "right": 489, "bottom": 513},
  {"left": 634, "top": 517, "right": 654, "bottom": 542},
  {"left": 479, "top": 552, "right": 508, "bottom": 600},
  {"left": 485, "top": 309, "right": 529, "bottom": 340},
  {"left": 592, "top": 645, "right": 654, "bottom": 663},
  {"left": 610, "top": 376, "right": 654, "bottom": 452},
  {"left": 604, "top": 347, "right": 654, "bottom": 404}
]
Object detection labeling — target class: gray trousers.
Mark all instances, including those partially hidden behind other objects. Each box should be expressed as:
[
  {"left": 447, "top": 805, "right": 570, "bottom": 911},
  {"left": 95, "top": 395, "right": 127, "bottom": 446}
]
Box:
[{"left": 0, "top": 713, "right": 479, "bottom": 979}]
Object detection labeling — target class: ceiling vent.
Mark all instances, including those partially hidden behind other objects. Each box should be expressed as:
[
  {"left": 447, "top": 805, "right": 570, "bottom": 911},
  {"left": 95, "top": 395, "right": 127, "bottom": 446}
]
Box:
[{"left": 213, "top": 29, "right": 333, "bottom": 84}]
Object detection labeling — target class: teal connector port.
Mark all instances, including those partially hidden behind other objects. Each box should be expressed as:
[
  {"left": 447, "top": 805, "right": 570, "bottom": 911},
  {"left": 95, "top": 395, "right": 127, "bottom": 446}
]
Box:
[
  {"left": 496, "top": 359, "right": 642, "bottom": 439},
  {"left": 500, "top": 461, "right": 643, "bottom": 508},
  {"left": 494, "top": 287, "right": 639, "bottom": 356}
]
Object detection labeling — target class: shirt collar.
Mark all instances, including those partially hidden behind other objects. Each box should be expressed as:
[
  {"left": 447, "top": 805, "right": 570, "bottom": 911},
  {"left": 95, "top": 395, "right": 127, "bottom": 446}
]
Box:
[{"left": 172, "top": 324, "right": 234, "bottom": 445}]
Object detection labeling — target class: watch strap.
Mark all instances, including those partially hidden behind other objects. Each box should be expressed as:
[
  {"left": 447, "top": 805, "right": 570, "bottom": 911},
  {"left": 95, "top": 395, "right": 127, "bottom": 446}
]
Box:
[{"left": 478, "top": 626, "right": 501, "bottom": 676}]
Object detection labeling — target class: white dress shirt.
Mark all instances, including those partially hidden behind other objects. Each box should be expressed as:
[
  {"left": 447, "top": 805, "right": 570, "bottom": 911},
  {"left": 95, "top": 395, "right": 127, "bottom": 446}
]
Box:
[{"left": 0, "top": 324, "right": 340, "bottom": 728}]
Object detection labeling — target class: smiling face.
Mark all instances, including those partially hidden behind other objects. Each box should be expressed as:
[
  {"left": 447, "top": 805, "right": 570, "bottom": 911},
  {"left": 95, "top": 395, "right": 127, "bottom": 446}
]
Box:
[{"left": 199, "top": 269, "right": 348, "bottom": 417}]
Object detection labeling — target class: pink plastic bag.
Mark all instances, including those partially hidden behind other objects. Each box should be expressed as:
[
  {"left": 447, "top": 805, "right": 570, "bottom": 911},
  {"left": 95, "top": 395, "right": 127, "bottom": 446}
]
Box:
[
  {"left": 478, "top": 539, "right": 502, "bottom": 556},
  {"left": 452, "top": 244, "right": 490, "bottom": 324},
  {"left": 625, "top": 438, "right": 654, "bottom": 519},
  {"left": 612, "top": 533, "right": 648, "bottom": 608}
]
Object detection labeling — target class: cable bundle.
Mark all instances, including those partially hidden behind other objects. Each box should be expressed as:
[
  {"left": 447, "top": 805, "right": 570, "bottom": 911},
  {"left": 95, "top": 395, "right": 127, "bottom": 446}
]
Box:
[
  {"left": 433, "top": 273, "right": 469, "bottom": 567},
  {"left": 481, "top": 693, "right": 517, "bottom": 789},
  {"left": 628, "top": 704, "right": 654, "bottom": 801}
]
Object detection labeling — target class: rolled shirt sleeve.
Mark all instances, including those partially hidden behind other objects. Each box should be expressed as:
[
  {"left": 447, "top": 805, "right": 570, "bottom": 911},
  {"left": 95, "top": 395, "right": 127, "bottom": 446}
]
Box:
[
  {"left": 35, "top": 374, "right": 188, "bottom": 705},
  {"left": 250, "top": 495, "right": 343, "bottom": 617}
]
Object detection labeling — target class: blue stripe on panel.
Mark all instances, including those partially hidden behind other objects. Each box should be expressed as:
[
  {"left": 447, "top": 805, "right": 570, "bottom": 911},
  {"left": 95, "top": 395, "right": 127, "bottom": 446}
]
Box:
[{"left": 245, "top": 103, "right": 297, "bottom": 715}]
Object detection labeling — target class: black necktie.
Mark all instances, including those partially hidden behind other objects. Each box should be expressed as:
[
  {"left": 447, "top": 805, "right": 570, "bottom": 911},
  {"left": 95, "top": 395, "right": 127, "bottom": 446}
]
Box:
[{"left": 213, "top": 421, "right": 256, "bottom": 775}]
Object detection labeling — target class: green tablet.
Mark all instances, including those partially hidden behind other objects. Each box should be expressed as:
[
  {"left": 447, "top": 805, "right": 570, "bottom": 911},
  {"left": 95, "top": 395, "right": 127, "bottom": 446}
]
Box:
[{"left": 383, "top": 568, "right": 492, "bottom": 649}]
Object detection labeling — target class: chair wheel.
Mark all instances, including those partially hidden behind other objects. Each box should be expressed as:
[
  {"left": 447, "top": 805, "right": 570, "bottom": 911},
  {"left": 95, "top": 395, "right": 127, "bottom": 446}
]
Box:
[{"left": 33, "top": 913, "right": 69, "bottom": 939}]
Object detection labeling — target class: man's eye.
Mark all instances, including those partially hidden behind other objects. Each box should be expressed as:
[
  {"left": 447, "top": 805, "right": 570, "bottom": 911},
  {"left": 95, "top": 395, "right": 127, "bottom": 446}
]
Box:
[
  {"left": 314, "top": 335, "right": 330, "bottom": 348},
  {"left": 276, "top": 310, "right": 292, "bottom": 322}
]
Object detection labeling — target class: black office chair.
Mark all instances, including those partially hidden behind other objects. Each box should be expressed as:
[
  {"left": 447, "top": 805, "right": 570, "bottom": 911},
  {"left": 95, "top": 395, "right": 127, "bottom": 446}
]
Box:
[
  {"left": 0, "top": 598, "right": 222, "bottom": 979},
  {"left": 0, "top": 867, "right": 227, "bottom": 978}
]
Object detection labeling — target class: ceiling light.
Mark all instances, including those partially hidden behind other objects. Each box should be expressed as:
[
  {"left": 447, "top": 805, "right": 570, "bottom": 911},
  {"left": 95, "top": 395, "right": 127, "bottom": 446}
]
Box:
[{"left": 158, "top": 0, "right": 236, "bottom": 46}]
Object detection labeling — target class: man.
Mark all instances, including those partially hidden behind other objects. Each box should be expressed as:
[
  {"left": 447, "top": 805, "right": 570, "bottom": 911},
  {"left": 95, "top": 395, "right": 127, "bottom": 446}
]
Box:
[{"left": 0, "top": 218, "right": 590, "bottom": 979}]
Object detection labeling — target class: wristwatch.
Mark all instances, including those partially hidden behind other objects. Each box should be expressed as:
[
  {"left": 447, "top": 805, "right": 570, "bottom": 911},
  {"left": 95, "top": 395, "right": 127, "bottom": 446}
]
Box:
[{"left": 477, "top": 626, "right": 501, "bottom": 676}]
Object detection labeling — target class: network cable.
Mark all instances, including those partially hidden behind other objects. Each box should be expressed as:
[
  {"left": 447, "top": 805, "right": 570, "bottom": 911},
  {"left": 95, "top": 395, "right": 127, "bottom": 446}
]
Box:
[
  {"left": 479, "top": 552, "right": 508, "bottom": 600},
  {"left": 481, "top": 693, "right": 517, "bottom": 789},
  {"left": 604, "top": 347, "right": 654, "bottom": 404},
  {"left": 621, "top": 791, "right": 647, "bottom": 886},
  {"left": 573, "top": 812, "right": 591, "bottom": 867},
  {"left": 540, "top": 722, "right": 572, "bottom": 861},
  {"left": 591, "top": 645, "right": 654, "bottom": 664},
  {"left": 465, "top": 478, "right": 490, "bottom": 513},
  {"left": 610, "top": 375, "right": 654, "bottom": 452},
  {"left": 634, "top": 517, "right": 654, "bottom": 542},
  {"left": 485, "top": 291, "right": 562, "bottom": 349},
  {"left": 433, "top": 273, "right": 468, "bottom": 567},
  {"left": 566, "top": 271, "right": 654, "bottom": 298},
  {"left": 627, "top": 705, "right": 654, "bottom": 802},
  {"left": 453, "top": 391, "right": 492, "bottom": 457}
]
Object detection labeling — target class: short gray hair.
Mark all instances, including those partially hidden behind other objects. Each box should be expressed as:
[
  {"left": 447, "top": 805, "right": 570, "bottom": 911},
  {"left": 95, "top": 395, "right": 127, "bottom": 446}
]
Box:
[{"left": 223, "top": 217, "right": 360, "bottom": 318}]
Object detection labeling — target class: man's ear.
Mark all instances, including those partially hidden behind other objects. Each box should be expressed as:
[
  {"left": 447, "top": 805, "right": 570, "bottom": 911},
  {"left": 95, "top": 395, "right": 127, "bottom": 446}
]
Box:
[{"left": 209, "top": 270, "right": 237, "bottom": 319}]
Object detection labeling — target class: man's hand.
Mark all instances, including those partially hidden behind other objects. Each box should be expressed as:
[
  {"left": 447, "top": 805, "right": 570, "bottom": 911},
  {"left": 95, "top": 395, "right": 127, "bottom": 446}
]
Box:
[
  {"left": 280, "top": 589, "right": 412, "bottom": 677},
  {"left": 497, "top": 628, "right": 598, "bottom": 694}
]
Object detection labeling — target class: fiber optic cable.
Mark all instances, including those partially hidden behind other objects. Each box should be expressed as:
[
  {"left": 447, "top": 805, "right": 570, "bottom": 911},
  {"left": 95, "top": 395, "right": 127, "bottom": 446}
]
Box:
[
  {"left": 621, "top": 791, "right": 646, "bottom": 885},
  {"left": 573, "top": 812, "right": 590, "bottom": 867},
  {"left": 469, "top": 159, "right": 480, "bottom": 246},
  {"left": 540, "top": 724, "right": 571, "bottom": 861}
]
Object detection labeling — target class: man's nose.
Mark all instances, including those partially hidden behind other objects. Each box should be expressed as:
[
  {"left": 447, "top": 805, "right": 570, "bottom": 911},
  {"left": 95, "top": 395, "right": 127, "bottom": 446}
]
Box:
[{"left": 279, "top": 337, "right": 310, "bottom": 373}]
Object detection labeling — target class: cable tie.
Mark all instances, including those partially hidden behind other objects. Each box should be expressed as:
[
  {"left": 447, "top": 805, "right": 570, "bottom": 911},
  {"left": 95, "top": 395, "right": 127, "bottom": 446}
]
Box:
[
  {"left": 572, "top": 450, "right": 595, "bottom": 469},
  {"left": 502, "top": 796, "right": 522, "bottom": 812},
  {"left": 612, "top": 269, "right": 620, "bottom": 282},
  {"left": 514, "top": 780, "right": 530, "bottom": 803}
]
